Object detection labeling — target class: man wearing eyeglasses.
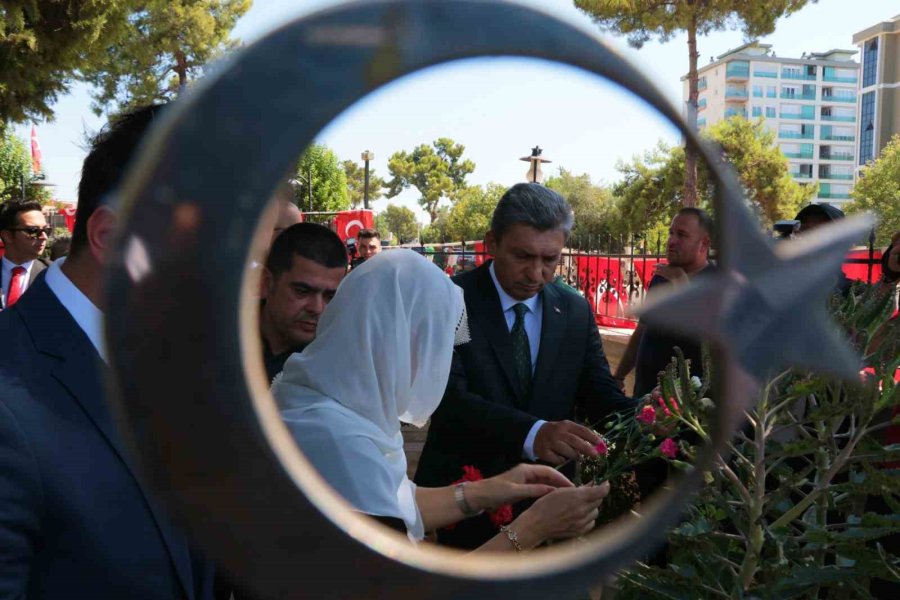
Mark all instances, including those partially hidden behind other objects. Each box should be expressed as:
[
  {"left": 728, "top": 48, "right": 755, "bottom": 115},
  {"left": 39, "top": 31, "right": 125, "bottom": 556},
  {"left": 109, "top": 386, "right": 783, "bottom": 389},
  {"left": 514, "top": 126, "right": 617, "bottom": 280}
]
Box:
[{"left": 0, "top": 201, "right": 50, "bottom": 309}]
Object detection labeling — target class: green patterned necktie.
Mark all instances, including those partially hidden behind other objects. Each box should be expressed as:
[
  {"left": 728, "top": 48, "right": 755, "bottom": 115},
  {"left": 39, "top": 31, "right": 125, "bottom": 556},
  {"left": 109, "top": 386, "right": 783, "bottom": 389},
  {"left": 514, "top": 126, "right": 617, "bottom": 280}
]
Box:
[{"left": 511, "top": 302, "right": 532, "bottom": 404}]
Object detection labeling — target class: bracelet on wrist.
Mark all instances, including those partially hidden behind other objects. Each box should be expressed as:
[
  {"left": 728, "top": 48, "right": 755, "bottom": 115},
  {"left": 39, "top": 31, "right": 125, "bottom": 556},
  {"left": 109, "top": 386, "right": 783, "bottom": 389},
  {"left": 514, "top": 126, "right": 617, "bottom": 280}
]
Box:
[
  {"left": 499, "top": 524, "right": 524, "bottom": 552},
  {"left": 453, "top": 482, "right": 483, "bottom": 517}
]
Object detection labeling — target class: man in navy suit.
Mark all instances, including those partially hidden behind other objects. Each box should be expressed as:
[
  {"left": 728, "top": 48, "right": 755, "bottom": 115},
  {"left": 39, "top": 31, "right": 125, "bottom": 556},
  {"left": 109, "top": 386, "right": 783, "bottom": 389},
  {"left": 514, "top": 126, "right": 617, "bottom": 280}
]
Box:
[
  {"left": 0, "top": 105, "right": 214, "bottom": 599},
  {"left": 415, "top": 183, "right": 635, "bottom": 549}
]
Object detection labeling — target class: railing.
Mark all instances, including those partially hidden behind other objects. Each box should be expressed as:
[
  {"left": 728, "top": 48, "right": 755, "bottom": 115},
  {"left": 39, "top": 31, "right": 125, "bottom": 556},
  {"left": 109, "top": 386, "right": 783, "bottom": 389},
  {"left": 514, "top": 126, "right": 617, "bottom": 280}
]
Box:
[
  {"left": 725, "top": 89, "right": 749, "bottom": 99},
  {"left": 754, "top": 71, "right": 778, "bottom": 78},
  {"left": 780, "top": 92, "right": 816, "bottom": 100},
  {"left": 789, "top": 171, "right": 813, "bottom": 178},
  {"left": 819, "top": 173, "right": 854, "bottom": 180},
  {"left": 725, "top": 110, "right": 748, "bottom": 118},
  {"left": 819, "top": 191, "right": 851, "bottom": 199},
  {"left": 821, "top": 153, "right": 855, "bottom": 161},
  {"left": 779, "top": 131, "right": 814, "bottom": 139},
  {"left": 823, "top": 75, "right": 858, "bottom": 84},
  {"left": 780, "top": 113, "right": 815, "bottom": 120},
  {"left": 726, "top": 65, "right": 750, "bottom": 78},
  {"left": 784, "top": 151, "right": 815, "bottom": 159},
  {"left": 821, "top": 115, "right": 856, "bottom": 122},
  {"left": 822, "top": 94, "right": 857, "bottom": 103},
  {"left": 821, "top": 134, "right": 855, "bottom": 142},
  {"left": 782, "top": 71, "right": 817, "bottom": 81}
]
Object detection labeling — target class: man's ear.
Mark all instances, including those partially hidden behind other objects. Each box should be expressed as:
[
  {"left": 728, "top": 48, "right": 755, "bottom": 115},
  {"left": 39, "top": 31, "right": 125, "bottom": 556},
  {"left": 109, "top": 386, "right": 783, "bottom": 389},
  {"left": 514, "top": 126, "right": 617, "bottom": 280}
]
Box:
[
  {"left": 86, "top": 206, "right": 118, "bottom": 265},
  {"left": 484, "top": 230, "right": 497, "bottom": 255},
  {"left": 0, "top": 230, "right": 11, "bottom": 247}
]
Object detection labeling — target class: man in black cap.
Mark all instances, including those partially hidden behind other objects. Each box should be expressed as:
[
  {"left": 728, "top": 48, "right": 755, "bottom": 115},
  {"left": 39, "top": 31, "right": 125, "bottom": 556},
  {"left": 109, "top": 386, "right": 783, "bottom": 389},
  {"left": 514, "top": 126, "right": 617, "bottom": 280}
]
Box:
[{"left": 795, "top": 203, "right": 853, "bottom": 295}]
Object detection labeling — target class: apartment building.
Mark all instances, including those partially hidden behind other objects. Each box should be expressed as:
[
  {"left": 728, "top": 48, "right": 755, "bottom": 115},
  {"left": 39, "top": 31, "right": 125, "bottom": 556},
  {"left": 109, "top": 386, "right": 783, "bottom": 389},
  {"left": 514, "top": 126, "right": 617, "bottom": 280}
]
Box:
[
  {"left": 853, "top": 14, "right": 900, "bottom": 171},
  {"left": 684, "top": 42, "right": 859, "bottom": 205}
]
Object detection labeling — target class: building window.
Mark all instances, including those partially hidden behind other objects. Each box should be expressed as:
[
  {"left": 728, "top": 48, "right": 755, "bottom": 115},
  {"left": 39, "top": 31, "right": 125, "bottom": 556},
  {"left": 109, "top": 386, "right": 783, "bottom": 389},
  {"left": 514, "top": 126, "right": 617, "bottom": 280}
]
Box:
[
  {"left": 863, "top": 38, "right": 878, "bottom": 88},
  {"left": 753, "top": 85, "right": 763, "bottom": 97},
  {"left": 766, "top": 106, "right": 776, "bottom": 118},
  {"left": 752, "top": 106, "right": 762, "bottom": 117},
  {"left": 859, "top": 91, "right": 875, "bottom": 165}
]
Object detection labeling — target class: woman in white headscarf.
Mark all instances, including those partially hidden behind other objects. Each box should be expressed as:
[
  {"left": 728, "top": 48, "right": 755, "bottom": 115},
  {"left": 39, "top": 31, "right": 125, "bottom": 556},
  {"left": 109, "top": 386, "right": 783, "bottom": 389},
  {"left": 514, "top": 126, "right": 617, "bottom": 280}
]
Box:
[{"left": 273, "top": 250, "right": 607, "bottom": 551}]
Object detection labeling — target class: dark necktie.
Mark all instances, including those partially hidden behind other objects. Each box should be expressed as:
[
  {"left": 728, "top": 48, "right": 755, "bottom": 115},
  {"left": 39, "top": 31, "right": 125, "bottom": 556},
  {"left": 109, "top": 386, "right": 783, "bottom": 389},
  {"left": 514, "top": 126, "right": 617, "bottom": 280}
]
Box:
[
  {"left": 6, "top": 266, "right": 26, "bottom": 307},
  {"left": 511, "top": 302, "right": 532, "bottom": 405}
]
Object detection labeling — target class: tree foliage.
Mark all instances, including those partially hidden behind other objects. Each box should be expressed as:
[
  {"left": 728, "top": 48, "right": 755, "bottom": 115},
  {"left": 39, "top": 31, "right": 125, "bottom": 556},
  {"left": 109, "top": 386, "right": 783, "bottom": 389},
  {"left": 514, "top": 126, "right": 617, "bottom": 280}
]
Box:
[
  {"left": 420, "top": 206, "right": 452, "bottom": 244},
  {"left": 341, "top": 159, "right": 385, "bottom": 208},
  {"left": 615, "top": 118, "right": 814, "bottom": 235},
  {"left": 545, "top": 168, "right": 622, "bottom": 247},
  {"left": 575, "top": 0, "right": 815, "bottom": 207},
  {"left": 0, "top": 130, "right": 51, "bottom": 205},
  {"left": 445, "top": 183, "right": 504, "bottom": 242},
  {"left": 293, "top": 144, "right": 350, "bottom": 213},
  {"left": 0, "top": 0, "right": 129, "bottom": 122},
  {"left": 386, "top": 137, "right": 475, "bottom": 224},
  {"left": 79, "top": 0, "right": 250, "bottom": 116},
  {"left": 848, "top": 134, "right": 900, "bottom": 246},
  {"left": 378, "top": 204, "right": 419, "bottom": 244}
]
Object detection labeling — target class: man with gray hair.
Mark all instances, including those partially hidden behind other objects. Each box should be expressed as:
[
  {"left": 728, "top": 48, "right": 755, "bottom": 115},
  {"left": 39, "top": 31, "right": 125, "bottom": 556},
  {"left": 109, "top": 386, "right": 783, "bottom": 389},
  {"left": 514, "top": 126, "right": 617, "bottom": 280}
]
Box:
[{"left": 415, "top": 182, "right": 634, "bottom": 550}]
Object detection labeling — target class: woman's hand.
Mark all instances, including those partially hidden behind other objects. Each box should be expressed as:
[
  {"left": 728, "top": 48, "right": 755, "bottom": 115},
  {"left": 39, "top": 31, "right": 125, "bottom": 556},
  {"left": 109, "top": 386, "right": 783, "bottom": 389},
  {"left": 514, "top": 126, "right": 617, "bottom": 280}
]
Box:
[
  {"left": 512, "top": 482, "right": 610, "bottom": 546},
  {"left": 467, "top": 464, "right": 573, "bottom": 512}
]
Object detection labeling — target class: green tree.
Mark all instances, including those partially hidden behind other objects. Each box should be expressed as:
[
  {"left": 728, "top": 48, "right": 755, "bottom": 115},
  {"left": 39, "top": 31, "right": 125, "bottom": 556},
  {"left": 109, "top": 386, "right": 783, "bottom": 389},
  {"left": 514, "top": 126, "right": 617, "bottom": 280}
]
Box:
[
  {"left": 575, "top": 0, "right": 814, "bottom": 208},
  {"left": 293, "top": 144, "right": 350, "bottom": 213},
  {"left": 386, "top": 137, "right": 475, "bottom": 223},
  {"left": 847, "top": 134, "right": 900, "bottom": 246},
  {"left": 614, "top": 119, "right": 813, "bottom": 235},
  {"left": 445, "top": 183, "right": 504, "bottom": 242},
  {"left": 0, "top": 130, "right": 51, "bottom": 205},
  {"left": 545, "top": 168, "right": 622, "bottom": 247},
  {"left": 420, "top": 207, "right": 452, "bottom": 244},
  {"left": 0, "top": 0, "right": 131, "bottom": 122},
  {"left": 80, "top": 0, "right": 251, "bottom": 116},
  {"left": 379, "top": 204, "right": 419, "bottom": 244},
  {"left": 341, "top": 159, "right": 385, "bottom": 208}
]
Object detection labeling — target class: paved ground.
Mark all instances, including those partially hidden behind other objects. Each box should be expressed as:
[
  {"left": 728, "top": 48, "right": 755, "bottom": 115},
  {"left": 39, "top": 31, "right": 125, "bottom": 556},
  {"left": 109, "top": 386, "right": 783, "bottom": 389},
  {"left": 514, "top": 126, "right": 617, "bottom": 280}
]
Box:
[{"left": 402, "top": 328, "right": 636, "bottom": 478}]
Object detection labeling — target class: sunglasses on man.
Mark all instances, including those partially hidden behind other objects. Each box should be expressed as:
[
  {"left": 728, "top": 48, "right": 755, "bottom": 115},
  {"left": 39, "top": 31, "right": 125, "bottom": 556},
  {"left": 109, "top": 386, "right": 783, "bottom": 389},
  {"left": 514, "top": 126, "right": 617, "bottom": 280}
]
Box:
[{"left": 8, "top": 227, "right": 53, "bottom": 239}]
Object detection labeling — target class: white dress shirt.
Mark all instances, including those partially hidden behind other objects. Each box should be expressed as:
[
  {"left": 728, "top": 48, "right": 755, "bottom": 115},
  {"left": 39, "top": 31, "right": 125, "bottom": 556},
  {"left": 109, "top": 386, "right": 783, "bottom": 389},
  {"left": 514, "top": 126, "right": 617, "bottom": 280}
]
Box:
[
  {"left": 1, "top": 256, "right": 36, "bottom": 307},
  {"left": 45, "top": 258, "right": 107, "bottom": 362},
  {"left": 487, "top": 262, "right": 546, "bottom": 460}
]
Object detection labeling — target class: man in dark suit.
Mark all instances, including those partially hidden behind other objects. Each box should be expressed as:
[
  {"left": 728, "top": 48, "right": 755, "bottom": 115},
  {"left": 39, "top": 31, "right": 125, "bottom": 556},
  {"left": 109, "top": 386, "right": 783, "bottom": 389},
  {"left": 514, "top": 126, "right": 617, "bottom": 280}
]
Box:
[
  {"left": 0, "top": 105, "right": 214, "bottom": 599},
  {"left": 415, "top": 183, "right": 634, "bottom": 549},
  {"left": 0, "top": 200, "right": 50, "bottom": 309}
]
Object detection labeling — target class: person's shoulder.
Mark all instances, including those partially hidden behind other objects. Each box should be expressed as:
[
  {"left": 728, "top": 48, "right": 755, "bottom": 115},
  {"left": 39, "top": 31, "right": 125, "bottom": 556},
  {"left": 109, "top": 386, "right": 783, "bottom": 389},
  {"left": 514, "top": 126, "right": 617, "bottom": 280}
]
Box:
[
  {"left": 648, "top": 273, "right": 669, "bottom": 288},
  {"left": 450, "top": 264, "right": 483, "bottom": 289}
]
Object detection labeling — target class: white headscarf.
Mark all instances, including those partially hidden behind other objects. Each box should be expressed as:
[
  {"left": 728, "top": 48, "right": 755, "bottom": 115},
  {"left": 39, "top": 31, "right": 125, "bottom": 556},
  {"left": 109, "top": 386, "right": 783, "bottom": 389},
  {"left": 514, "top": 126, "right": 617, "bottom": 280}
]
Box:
[{"left": 272, "top": 250, "right": 465, "bottom": 540}]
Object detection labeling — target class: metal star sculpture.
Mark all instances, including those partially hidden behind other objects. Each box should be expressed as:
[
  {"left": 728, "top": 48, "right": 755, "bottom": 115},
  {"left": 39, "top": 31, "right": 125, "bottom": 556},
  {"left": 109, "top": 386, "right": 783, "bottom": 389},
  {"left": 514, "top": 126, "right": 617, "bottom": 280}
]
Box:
[{"left": 636, "top": 197, "right": 874, "bottom": 385}]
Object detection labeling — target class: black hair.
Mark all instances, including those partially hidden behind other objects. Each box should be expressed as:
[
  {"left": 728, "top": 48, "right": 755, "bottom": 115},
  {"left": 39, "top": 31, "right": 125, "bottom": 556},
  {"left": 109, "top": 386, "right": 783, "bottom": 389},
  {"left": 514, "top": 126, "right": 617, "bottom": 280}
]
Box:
[
  {"left": 72, "top": 104, "right": 165, "bottom": 256},
  {"left": 357, "top": 228, "right": 380, "bottom": 241},
  {"left": 490, "top": 183, "right": 574, "bottom": 241},
  {"left": 265, "top": 222, "right": 348, "bottom": 276},
  {"left": 0, "top": 201, "right": 43, "bottom": 232},
  {"left": 675, "top": 207, "right": 714, "bottom": 238}
]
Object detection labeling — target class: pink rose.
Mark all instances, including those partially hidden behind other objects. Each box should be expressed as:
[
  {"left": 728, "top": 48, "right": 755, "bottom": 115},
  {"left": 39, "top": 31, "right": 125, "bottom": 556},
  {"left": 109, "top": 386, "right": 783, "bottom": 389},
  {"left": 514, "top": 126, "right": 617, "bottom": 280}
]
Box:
[
  {"left": 594, "top": 438, "right": 609, "bottom": 456},
  {"left": 659, "top": 438, "right": 678, "bottom": 459},
  {"left": 637, "top": 405, "right": 657, "bottom": 425}
]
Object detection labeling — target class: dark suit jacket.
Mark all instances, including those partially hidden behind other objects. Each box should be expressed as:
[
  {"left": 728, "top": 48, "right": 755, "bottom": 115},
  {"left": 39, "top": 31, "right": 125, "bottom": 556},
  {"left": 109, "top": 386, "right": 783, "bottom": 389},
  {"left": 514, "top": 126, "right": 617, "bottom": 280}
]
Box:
[
  {"left": 414, "top": 262, "right": 634, "bottom": 547},
  {"left": 0, "top": 257, "right": 48, "bottom": 309},
  {"left": 0, "top": 278, "right": 213, "bottom": 600}
]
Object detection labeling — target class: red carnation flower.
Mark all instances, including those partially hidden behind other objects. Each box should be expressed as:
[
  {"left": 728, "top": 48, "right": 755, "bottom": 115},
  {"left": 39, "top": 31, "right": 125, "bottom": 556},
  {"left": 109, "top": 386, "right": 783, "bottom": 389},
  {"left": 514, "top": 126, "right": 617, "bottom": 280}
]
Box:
[
  {"left": 594, "top": 438, "right": 609, "bottom": 456},
  {"left": 659, "top": 438, "right": 678, "bottom": 459},
  {"left": 637, "top": 405, "right": 656, "bottom": 425},
  {"left": 489, "top": 504, "right": 514, "bottom": 527}
]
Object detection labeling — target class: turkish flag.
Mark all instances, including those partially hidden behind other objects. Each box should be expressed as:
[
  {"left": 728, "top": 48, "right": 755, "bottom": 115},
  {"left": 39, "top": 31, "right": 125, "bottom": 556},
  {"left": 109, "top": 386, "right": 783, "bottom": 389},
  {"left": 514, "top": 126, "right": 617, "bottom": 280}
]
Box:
[
  {"left": 62, "top": 206, "right": 77, "bottom": 232},
  {"left": 333, "top": 210, "right": 374, "bottom": 242},
  {"left": 31, "top": 125, "right": 42, "bottom": 174}
]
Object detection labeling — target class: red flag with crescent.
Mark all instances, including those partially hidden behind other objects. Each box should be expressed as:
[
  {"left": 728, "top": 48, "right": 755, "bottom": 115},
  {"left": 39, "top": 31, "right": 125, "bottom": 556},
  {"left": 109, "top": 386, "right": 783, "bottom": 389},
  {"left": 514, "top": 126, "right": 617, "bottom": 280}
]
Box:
[
  {"left": 31, "top": 125, "right": 42, "bottom": 174},
  {"left": 333, "top": 209, "right": 374, "bottom": 242}
]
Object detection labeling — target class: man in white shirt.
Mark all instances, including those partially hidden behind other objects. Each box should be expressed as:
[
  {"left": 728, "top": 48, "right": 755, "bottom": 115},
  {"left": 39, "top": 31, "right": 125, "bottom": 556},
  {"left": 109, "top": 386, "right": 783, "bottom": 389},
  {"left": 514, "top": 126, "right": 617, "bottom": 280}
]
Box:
[
  {"left": 0, "top": 201, "right": 50, "bottom": 309},
  {"left": 0, "top": 105, "right": 214, "bottom": 600},
  {"left": 415, "top": 183, "right": 635, "bottom": 549}
]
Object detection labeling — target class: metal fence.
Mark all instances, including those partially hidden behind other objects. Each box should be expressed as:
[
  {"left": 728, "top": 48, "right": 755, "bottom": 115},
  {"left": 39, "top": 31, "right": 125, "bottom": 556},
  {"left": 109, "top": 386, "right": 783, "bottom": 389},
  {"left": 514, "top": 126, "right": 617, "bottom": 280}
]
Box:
[{"left": 391, "top": 233, "right": 885, "bottom": 329}]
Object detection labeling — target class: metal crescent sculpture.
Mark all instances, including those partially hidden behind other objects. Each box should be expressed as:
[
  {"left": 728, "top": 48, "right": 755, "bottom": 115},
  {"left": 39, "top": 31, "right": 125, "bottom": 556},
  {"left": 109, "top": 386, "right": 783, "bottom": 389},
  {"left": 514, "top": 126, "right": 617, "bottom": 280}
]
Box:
[{"left": 105, "top": 1, "right": 870, "bottom": 598}]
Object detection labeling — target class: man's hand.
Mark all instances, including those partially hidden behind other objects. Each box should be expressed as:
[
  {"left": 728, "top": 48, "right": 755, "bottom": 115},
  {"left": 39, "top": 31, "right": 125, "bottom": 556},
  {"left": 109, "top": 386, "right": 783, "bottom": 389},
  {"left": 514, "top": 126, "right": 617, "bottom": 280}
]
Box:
[
  {"left": 653, "top": 264, "right": 689, "bottom": 285},
  {"left": 533, "top": 420, "right": 601, "bottom": 465}
]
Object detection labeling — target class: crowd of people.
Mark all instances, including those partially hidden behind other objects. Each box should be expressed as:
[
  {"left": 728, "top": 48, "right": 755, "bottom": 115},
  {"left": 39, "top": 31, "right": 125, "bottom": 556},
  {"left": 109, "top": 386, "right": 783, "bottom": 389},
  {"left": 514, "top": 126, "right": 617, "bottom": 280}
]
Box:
[{"left": 0, "top": 102, "right": 898, "bottom": 598}]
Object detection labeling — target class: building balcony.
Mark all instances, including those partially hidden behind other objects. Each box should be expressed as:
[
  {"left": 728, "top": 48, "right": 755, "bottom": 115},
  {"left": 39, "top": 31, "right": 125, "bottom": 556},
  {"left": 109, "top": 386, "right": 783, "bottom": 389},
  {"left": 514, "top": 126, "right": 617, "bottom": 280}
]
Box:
[
  {"left": 780, "top": 112, "right": 815, "bottom": 120},
  {"left": 724, "top": 108, "right": 748, "bottom": 118},
  {"left": 789, "top": 171, "right": 813, "bottom": 179},
  {"left": 725, "top": 90, "right": 749, "bottom": 101},
  {"left": 783, "top": 152, "right": 815, "bottom": 159},
  {"left": 823, "top": 75, "right": 858, "bottom": 84},
  {"left": 818, "top": 191, "right": 851, "bottom": 200},
  {"left": 820, "top": 153, "right": 855, "bottom": 161},
  {"left": 821, "top": 95, "right": 857, "bottom": 103},
  {"left": 779, "top": 131, "right": 814, "bottom": 139},
  {"left": 780, "top": 92, "right": 816, "bottom": 100},
  {"left": 754, "top": 70, "right": 778, "bottom": 78},
  {"left": 821, "top": 115, "right": 856, "bottom": 122},
  {"left": 782, "top": 72, "right": 817, "bottom": 81},
  {"left": 698, "top": 79, "right": 708, "bottom": 91},
  {"left": 821, "top": 134, "right": 855, "bottom": 142},
  {"left": 819, "top": 173, "right": 854, "bottom": 180},
  {"left": 726, "top": 65, "right": 750, "bottom": 79}
]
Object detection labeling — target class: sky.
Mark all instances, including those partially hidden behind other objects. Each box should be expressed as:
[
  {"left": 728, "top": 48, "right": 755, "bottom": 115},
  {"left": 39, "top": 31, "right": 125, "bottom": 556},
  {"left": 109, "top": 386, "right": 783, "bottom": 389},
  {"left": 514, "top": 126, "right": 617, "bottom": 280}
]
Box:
[{"left": 12, "top": 0, "right": 900, "bottom": 222}]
